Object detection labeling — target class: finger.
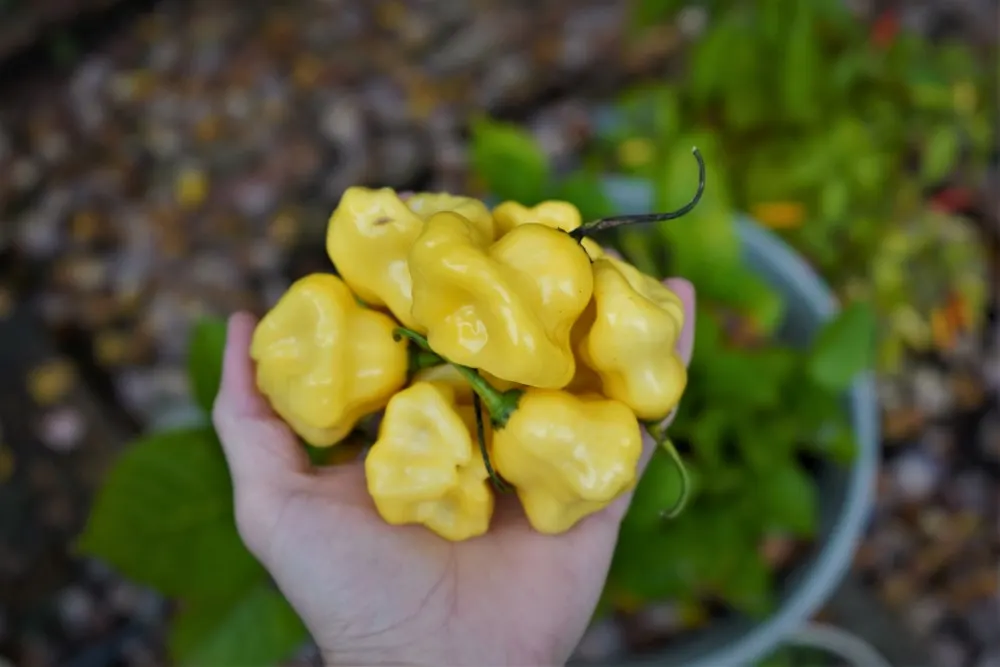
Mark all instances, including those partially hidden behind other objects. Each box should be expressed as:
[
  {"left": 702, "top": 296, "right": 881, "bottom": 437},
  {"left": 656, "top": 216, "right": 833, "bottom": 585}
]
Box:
[
  {"left": 212, "top": 312, "right": 311, "bottom": 489},
  {"left": 216, "top": 312, "right": 273, "bottom": 418},
  {"left": 664, "top": 277, "right": 696, "bottom": 366}
]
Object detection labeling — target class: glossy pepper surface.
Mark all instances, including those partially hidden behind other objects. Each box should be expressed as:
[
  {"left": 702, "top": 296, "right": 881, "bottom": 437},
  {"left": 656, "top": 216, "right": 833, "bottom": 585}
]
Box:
[
  {"left": 492, "top": 388, "right": 642, "bottom": 534},
  {"left": 326, "top": 187, "right": 493, "bottom": 328},
  {"left": 251, "top": 273, "right": 408, "bottom": 447},
  {"left": 492, "top": 200, "right": 582, "bottom": 236},
  {"left": 406, "top": 192, "right": 494, "bottom": 235},
  {"left": 408, "top": 211, "right": 594, "bottom": 388},
  {"left": 578, "top": 257, "right": 687, "bottom": 420},
  {"left": 365, "top": 381, "right": 494, "bottom": 541}
]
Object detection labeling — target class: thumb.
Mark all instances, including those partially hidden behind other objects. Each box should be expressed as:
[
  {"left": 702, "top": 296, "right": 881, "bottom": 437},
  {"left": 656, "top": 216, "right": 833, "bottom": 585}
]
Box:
[{"left": 212, "top": 312, "right": 311, "bottom": 491}]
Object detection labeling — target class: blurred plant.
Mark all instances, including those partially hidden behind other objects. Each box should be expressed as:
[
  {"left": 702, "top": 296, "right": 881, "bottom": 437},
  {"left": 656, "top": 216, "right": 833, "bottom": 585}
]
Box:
[
  {"left": 78, "top": 319, "right": 309, "bottom": 666},
  {"left": 470, "top": 119, "right": 872, "bottom": 622},
  {"left": 595, "top": 0, "right": 994, "bottom": 372}
]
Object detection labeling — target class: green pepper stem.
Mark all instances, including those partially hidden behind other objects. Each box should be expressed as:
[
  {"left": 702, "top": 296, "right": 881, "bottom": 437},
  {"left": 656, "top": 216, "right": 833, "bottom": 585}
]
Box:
[
  {"left": 408, "top": 348, "right": 444, "bottom": 374},
  {"left": 568, "top": 147, "right": 706, "bottom": 241},
  {"left": 473, "top": 393, "right": 512, "bottom": 492},
  {"left": 393, "top": 327, "right": 521, "bottom": 427},
  {"left": 643, "top": 420, "right": 691, "bottom": 519}
]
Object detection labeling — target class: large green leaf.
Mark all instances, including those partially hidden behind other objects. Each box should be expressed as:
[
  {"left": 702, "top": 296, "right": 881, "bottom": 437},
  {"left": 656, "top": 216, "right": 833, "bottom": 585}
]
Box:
[
  {"left": 78, "top": 428, "right": 264, "bottom": 600},
  {"left": 806, "top": 301, "right": 876, "bottom": 391},
  {"left": 188, "top": 317, "right": 228, "bottom": 415},
  {"left": 170, "top": 582, "right": 309, "bottom": 666},
  {"left": 469, "top": 117, "right": 550, "bottom": 205}
]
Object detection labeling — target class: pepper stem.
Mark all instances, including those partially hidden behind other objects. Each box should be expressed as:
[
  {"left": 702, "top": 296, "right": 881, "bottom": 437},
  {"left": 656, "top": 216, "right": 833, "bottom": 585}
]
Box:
[
  {"left": 643, "top": 420, "right": 691, "bottom": 519},
  {"left": 568, "top": 147, "right": 706, "bottom": 241},
  {"left": 408, "top": 348, "right": 444, "bottom": 374},
  {"left": 473, "top": 393, "right": 512, "bottom": 492},
  {"left": 393, "top": 327, "right": 521, "bottom": 428}
]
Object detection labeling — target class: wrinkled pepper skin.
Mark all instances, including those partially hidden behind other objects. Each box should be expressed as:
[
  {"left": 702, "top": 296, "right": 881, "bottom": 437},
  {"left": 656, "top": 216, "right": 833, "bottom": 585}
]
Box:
[
  {"left": 409, "top": 212, "right": 594, "bottom": 388},
  {"left": 250, "top": 273, "right": 407, "bottom": 447},
  {"left": 493, "top": 200, "right": 582, "bottom": 236},
  {"left": 406, "top": 192, "right": 494, "bottom": 236},
  {"left": 492, "top": 389, "right": 642, "bottom": 534},
  {"left": 365, "top": 382, "right": 494, "bottom": 541},
  {"left": 578, "top": 257, "right": 687, "bottom": 420},
  {"left": 326, "top": 187, "right": 493, "bottom": 328}
]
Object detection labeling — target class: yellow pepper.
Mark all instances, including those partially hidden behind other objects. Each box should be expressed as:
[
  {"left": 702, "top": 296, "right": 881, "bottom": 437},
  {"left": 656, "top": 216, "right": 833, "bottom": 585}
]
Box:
[
  {"left": 250, "top": 273, "right": 408, "bottom": 447},
  {"left": 408, "top": 211, "right": 594, "bottom": 388},
  {"left": 492, "top": 200, "right": 582, "bottom": 236},
  {"left": 405, "top": 192, "right": 494, "bottom": 234},
  {"left": 492, "top": 388, "right": 642, "bottom": 534},
  {"left": 326, "top": 187, "right": 493, "bottom": 328},
  {"left": 365, "top": 381, "right": 494, "bottom": 541},
  {"left": 492, "top": 199, "right": 609, "bottom": 263},
  {"left": 577, "top": 257, "right": 687, "bottom": 420}
]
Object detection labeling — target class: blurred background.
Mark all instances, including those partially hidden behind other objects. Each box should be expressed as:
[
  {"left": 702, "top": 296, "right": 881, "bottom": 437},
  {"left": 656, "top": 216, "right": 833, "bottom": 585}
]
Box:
[{"left": 0, "top": 0, "right": 997, "bottom": 666}]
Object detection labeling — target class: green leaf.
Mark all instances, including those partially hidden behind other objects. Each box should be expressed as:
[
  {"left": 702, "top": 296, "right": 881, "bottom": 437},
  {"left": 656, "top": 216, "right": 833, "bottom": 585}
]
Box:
[
  {"left": 688, "top": 508, "right": 751, "bottom": 589},
  {"left": 738, "top": 410, "right": 800, "bottom": 475},
  {"left": 188, "top": 317, "right": 228, "bottom": 414},
  {"left": 807, "top": 301, "right": 876, "bottom": 391},
  {"left": 170, "top": 583, "right": 309, "bottom": 666},
  {"left": 553, "top": 170, "right": 616, "bottom": 222},
  {"left": 78, "top": 428, "right": 264, "bottom": 600},
  {"left": 759, "top": 461, "right": 818, "bottom": 537},
  {"left": 681, "top": 407, "right": 729, "bottom": 468},
  {"left": 781, "top": 6, "right": 822, "bottom": 125},
  {"left": 689, "top": 18, "right": 734, "bottom": 104},
  {"left": 818, "top": 179, "right": 850, "bottom": 223},
  {"left": 805, "top": 416, "right": 858, "bottom": 465},
  {"left": 921, "top": 126, "right": 961, "bottom": 184},
  {"left": 707, "top": 265, "right": 785, "bottom": 333},
  {"left": 469, "top": 117, "right": 550, "bottom": 205},
  {"left": 720, "top": 549, "right": 774, "bottom": 617},
  {"left": 611, "top": 514, "right": 702, "bottom": 601}
]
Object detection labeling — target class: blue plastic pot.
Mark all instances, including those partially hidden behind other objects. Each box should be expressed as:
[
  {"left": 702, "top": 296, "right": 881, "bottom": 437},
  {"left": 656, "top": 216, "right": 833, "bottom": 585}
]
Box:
[{"left": 598, "top": 176, "right": 880, "bottom": 667}]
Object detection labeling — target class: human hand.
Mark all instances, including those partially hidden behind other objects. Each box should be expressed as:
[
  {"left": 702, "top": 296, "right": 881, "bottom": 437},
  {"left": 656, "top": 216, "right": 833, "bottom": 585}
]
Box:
[{"left": 212, "top": 278, "right": 696, "bottom": 667}]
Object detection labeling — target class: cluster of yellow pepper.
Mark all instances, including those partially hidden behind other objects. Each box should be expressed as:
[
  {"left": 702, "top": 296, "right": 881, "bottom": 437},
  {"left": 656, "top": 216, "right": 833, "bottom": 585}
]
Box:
[{"left": 249, "top": 187, "right": 689, "bottom": 541}]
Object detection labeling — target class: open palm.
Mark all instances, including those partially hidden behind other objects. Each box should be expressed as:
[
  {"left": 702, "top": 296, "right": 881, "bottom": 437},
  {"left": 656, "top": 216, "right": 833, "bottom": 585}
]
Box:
[{"left": 212, "top": 279, "right": 695, "bottom": 667}]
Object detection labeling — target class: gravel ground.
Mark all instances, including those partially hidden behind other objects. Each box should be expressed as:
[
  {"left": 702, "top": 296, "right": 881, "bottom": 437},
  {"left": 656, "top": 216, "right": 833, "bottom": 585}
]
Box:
[{"left": 0, "top": 0, "right": 997, "bottom": 665}]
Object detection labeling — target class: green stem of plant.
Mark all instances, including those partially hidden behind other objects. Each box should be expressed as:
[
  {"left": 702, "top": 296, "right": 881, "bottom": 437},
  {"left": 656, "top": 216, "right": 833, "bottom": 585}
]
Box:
[
  {"left": 408, "top": 348, "right": 445, "bottom": 374},
  {"left": 473, "top": 393, "right": 512, "bottom": 492},
  {"left": 643, "top": 420, "right": 691, "bottom": 519},
  {"left": 393, "top": 327, "right": 522, "bottom": 428},
  {"left": 568, "top": 147, "right": 706, "bottom": 240}
]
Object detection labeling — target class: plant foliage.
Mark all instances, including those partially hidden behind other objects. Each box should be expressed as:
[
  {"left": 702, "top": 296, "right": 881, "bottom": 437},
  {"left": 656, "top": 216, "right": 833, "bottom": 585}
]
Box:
[
  {"left": 79, "top": 319, "right": 310, "bottom": 665},
  {"left": 466, "top": 109, "right": 874, "bottom": 617}
]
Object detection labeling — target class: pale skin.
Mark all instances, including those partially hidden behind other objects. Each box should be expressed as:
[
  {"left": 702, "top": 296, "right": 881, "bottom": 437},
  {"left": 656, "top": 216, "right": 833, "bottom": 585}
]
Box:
[{"left": 212, "top": 278, "right": 696, "bottom": 667}]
